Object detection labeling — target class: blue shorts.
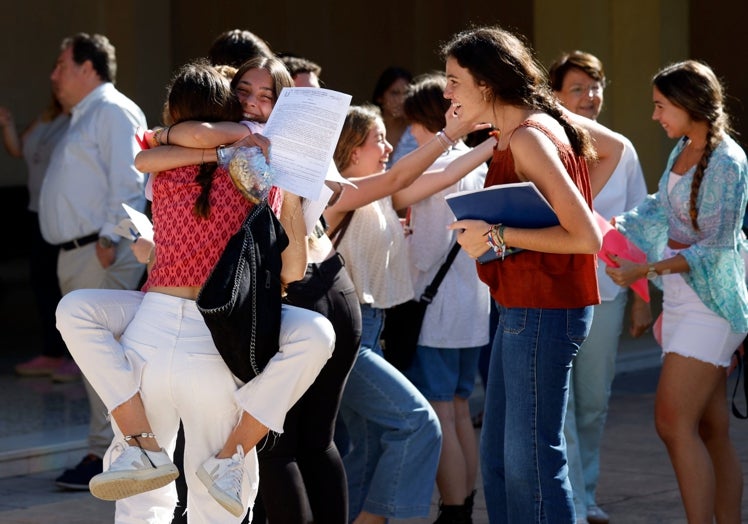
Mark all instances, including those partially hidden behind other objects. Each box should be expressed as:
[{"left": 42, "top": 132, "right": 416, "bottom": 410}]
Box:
[{"left": 405, "top": 344, "right": 482, "bottom": 402}]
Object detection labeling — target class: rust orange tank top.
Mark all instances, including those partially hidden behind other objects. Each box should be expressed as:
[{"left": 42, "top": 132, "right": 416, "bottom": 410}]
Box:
[{"left": 476, "top": 120, "right": 600, "bottom": 308}]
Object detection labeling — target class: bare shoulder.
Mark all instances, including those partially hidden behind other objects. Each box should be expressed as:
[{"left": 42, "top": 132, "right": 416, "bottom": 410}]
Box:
[{"left": 511, "top": 115, "right": 567, "bottom": 155}]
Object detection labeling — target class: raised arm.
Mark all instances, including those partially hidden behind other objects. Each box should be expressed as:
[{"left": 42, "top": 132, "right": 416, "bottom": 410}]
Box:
[
  {"left": 152, "top": 121, "right": 251, "bottom": 149},
  {"left": 327, "top": 106, "right": 483, "bottom": 214},
  {"left": 391, "top": 138, "right": 494, "bottom": 210},
  {"left": 135, "top": 130, "right": 271, "bottom": 174},
  {"left": 563, "top": 108, "right": 625, "bottom": 196},
  {"left": 135, "top": 145, "right": 218, "bottom": 174},
  {"left": 0, "top": 107, "right": 24, "bottom": 158}
]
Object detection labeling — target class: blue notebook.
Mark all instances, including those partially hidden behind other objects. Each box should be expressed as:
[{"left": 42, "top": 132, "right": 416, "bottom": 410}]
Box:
[{"left": 445, "top": 182, "right": 559, "bottom": 263}]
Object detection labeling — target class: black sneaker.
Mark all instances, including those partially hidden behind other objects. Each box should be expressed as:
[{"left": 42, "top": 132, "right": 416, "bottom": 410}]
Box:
[{"left": 55, "top": 453, "right": 103, "bottom": 491}]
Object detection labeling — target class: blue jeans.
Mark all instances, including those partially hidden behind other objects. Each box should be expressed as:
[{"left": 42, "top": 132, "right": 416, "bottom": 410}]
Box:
[
  {"left": 338, "top": 304, "right": 442, "bottom": 520},
  {"left": 481, "top": 304, "right": 592, "bottom": 524},
  {"left": 565, "top": 292, "right": 626, "bottom": 517}
]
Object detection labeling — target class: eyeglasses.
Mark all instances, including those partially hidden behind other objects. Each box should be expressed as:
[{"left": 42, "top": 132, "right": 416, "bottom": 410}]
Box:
[{"left": 566, "top": 83, "right": 604, "bottom": 97}]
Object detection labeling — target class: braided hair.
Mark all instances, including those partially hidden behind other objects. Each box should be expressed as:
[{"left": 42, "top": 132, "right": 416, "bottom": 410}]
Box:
[
  {"left": 165, "top": 60, "right": 243, "bottom": 219},
  {"left": 653, "top": 60, "right": 731, "bottom": 230},
  {"left": 441, "top": 26, "right": 596, "bottom": 162}
]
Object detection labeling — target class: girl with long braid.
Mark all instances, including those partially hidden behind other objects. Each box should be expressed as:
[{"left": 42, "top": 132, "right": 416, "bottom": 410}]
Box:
[{"left": 607, "top": 60, "right": 748, "bottom": 523}]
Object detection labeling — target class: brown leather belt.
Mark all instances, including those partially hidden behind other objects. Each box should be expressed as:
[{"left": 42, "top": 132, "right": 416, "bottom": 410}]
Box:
[{"left": 667, "top": 238, "right": 691, "bottom": 249}]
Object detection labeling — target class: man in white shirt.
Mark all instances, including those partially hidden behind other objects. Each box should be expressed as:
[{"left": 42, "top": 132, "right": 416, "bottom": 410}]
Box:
[{"left": 38, "top": 32, "right": 147, "bottom": 491}]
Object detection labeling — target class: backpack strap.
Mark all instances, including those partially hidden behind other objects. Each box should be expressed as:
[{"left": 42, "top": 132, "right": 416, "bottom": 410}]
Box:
[
  {"left": 420, "top": 242, "right": 462, "bottom": 304},
  {"left": 329, "top": 210, "right": 355, "bottom": 249}
]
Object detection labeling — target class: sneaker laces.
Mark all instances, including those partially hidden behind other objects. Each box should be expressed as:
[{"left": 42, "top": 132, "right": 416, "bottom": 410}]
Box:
[
  {"left": 106, "top": 441, "right": 129, "bottom": 470},
  {"left": 105, "top": 440, "right": 157, "bottom": 472},
  {"left": 217, "top": 445, "right": 246, "bottom": 499}
]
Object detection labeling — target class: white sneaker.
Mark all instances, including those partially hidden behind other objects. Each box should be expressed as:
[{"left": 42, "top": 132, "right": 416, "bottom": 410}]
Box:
[
  {"left": 587, "top": 504, "right": 610, "bottom": 524},
  {"left": 196, "top": 445, "right": 246, "bottom": 517},
  {"left": 89, "top": 443, "right": 179, "bottom": 501}
]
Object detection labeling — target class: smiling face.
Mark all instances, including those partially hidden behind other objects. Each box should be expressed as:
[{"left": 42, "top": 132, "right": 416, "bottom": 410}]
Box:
[
  {"left": 233, "top": 67, "right": 275, "bottom": 122},
  {"left": 352, "top": 119, "right": 393, "bottom": 174},
  {"left": 555, "top": 67, "right": 603, "bottom": 120},
  {"left": 443, "top": 57, "right": 489, "bottom": 124},
  {"left": 652, "top": 86, "right": 693, "bottom": 139}
]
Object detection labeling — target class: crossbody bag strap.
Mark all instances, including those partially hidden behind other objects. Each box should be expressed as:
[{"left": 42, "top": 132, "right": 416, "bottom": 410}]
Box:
[
  {"left": 731, "top": 340, "right": 748, "bottom": 419},
  {"left": 421, "top": 242, "right": 462, "bottom": 304},
  {"left": 329, "top": 210, "right": 355, "bottom": 249}
]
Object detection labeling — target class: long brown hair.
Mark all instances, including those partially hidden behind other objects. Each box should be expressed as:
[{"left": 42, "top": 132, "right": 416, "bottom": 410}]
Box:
[
  {"left": 165, "top": 60, "right": 243, "bottom": 219},
  {"left": 441, "top": 26, "right": 596, "bottom": 161},
  {"left": 653, "top": 60, "right": 730, "bottom": 230},
  {"left": 334, "top": 105, "right": 381, "bottom": 172}
]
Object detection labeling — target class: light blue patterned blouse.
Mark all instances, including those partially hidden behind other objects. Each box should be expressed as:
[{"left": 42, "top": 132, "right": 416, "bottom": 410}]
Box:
[{"left": 616, "top": 135, "right": 748, "bottom": 333}]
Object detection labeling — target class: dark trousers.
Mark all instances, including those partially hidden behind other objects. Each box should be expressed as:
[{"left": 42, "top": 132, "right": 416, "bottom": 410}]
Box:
[
  {"left": 28, "top": 211, "right": 67, "bottom": 358},
  {"left": 252, "top": 253, "right": 361, "bottom": 524}
]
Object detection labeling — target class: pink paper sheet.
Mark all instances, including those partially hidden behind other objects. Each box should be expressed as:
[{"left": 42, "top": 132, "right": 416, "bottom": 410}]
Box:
[{"left": 595, "top": 212, "right": 650, "bottom": 302}]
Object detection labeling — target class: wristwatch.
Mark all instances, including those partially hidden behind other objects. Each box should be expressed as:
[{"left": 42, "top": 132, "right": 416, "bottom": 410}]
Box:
[
  {"left": 646, "top": 264, "right": 658, "bottom": 280},
  {"left": 97, "top": 236, "right": 117, "bottom": 249}
]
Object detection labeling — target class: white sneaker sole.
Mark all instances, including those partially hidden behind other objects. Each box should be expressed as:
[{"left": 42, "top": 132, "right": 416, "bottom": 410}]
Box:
[
  {"left": 89, "top": 463, "right": 179, "bottom": 501},
  {"left": 196, "top": 466, "right": 244, "bottom": 517}
]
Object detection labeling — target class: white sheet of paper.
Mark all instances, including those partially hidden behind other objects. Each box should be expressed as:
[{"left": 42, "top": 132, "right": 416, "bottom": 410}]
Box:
[
  {"left": 121, "top": 203, "right": 154, "bottom": 242},
  {"left": 263, "top": 87, "right": 351, "bottom": 200},
  {"left": 302, "top": 185, "right": 333, "bottom": 235},
  {"left": 114, "top": 218, "right": 137, "bottom": 240}
]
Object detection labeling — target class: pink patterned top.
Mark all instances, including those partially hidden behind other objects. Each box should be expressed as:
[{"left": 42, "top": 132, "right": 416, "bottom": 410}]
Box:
[{"left": 144, "top": 165, "right": 281, "bottom": 290}]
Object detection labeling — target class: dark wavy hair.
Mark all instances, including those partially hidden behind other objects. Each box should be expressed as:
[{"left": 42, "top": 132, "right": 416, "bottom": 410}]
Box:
[
  {"left": 403, "top": 72, "right": 450, "bottom": 134},
  {"left": 207, "top": 29, "right": 272, "bottom": 68},
  {"left": 62, "top": 33, "right": 117, "bottom": 84},
  {"left": 371, "top": 66, "right": 413, "bottom": 108},
  {"left": 441, "top": 26, "right": 595, "bottom": 161},
  {"left": 166, "top": 60, "right": 243, "bottom": 219}
]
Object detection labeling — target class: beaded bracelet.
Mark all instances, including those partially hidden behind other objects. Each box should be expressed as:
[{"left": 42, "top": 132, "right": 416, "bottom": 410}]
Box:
[
  {"left": 485, "top": 223, "right": 507, "bottom": 259},
  {"left": 165, "top": 125, "right": 172, "bottom": 145},
  {"left": 152, "top": 127, "right": 165, "bottom": 146},
  {"left": 124, "top": 432, "right": 155, "bottom": 441}
]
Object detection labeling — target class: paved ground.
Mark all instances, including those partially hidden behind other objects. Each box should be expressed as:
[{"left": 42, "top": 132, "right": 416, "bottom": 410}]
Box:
[
  {"left": 2, "top": 254, "right": 747, "bottom": 523},
  {"left": 3, "top": 364, "right": 747, "bottom": 523}
]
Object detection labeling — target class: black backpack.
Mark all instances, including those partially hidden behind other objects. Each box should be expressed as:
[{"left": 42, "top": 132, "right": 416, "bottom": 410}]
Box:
[{"left": 196, "top": 199, "right": 288, "bottom": 382}]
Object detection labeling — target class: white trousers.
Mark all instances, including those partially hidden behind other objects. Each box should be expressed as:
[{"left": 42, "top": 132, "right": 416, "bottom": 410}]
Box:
[
  {"left": 57, "top": 240, "right": 145, "bottom": 457},
  {"left": 57, "top": 290, "right": 335, "bottom": 523}
]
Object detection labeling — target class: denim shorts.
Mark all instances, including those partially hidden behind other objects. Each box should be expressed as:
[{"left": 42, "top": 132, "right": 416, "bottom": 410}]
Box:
[{"left": 405, "top": 344, "right": 482, "bottom": 402}]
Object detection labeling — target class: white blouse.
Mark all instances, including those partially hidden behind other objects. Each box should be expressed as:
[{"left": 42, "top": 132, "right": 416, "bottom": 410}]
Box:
[{"left": 336, "top": 197, "right": 415, "bottom": 309}]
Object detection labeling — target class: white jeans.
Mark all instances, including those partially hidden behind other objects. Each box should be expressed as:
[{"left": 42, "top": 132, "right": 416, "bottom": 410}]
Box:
[
  {"left": 57, "top": 289, "right": 335, "bottom": 523},
  {"left": 57, "top": 240, "right": 145, "bottom": 458}
]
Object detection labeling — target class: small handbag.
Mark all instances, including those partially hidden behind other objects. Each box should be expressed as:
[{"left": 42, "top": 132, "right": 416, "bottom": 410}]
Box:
[
  {"left": 380, "top": 242, "right": 462, "bottom": 371},
  {"left": 196, "top": 199, "right": 288, "bottom": 382}
]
